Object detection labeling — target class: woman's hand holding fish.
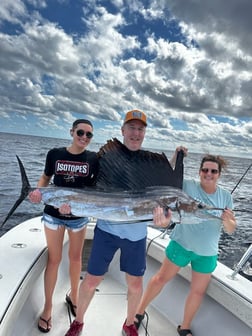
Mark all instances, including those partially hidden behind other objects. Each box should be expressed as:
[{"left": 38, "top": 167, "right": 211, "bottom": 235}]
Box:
[
  {"left": 153, "top": 206, "right": 172, "bottom": 228},
  {"left": 176, "top": 146, "right": 188, "bottom": 156},
  {"left": 221, "top": 208, "right": 236, "bottom": 233},
  {"left": 59, "top": 203, "right": 72, "bottom": 215},
  {"left": 28, "top": 189, "right": 42, "bottom": 203}
]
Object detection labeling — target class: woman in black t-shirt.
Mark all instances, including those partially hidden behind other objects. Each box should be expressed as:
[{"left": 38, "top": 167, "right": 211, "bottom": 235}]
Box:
[{"left": 29, "top": 119, "right": 99, "bottom": 333}]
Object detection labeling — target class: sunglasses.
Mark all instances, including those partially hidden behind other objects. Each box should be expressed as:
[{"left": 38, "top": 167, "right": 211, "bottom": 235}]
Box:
[
  {"left": 201, "top": 168, "right": 219, "bottom": 174},
  {"left": 76, "top": 129, "right": 93, "bottom": 139}
]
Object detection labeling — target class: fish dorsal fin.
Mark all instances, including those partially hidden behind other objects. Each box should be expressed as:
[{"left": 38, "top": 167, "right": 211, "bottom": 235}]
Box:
[{"left": 96, "top": 138, "right": 184, "bottom": 190}]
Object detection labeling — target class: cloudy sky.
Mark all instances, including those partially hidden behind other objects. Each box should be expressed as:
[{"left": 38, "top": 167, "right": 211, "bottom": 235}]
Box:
[{"left": 0, "top": 0, "right": 251, "bottom": 157}]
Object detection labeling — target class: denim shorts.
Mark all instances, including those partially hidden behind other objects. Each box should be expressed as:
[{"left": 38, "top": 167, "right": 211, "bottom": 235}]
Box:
[
  {"left": 166, "top": 240, "right": 217, "bottom": 273},
  {"left": 87, "top": 227, "right": 146, "bottom": 276},
  {"left": 42, "top": 213, "right": 89, "bottom": 232}
]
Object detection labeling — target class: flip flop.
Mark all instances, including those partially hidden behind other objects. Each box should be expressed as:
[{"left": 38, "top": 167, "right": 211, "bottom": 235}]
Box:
[
  {"left": 38, "top": 316, "right": 52, "bottom": 333},
  {"left": 66, "top": 294, "right": 77, "bottom": 317},
  {"left": 134, "top": 313, "right": 145, "bottom": 329},
  {"left": 177, "top": 325, "right": 193, "bottom": 336}
]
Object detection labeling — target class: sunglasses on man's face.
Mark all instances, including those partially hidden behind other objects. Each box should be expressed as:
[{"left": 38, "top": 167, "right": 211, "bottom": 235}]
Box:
[
  {"left": 201, "top": 168, "right": 219, "bottom": 174},
  {"left": 76, "top": 129, "right": 93, "bottom": 139}
]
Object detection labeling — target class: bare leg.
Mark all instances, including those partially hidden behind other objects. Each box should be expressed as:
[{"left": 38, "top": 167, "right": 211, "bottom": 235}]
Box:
[
  {"left": 137, "top": 257, "right": 180, "bottom": 315},
  {"left": 75, "top": 273, "right": 104, "bottom": 323},
  {"left": 39, "top": 225, "right": 65, "bottom": 329},
  {"left": 180, "top": 270, "right": 211, "bottom": 332},
  {"left": 67, "top": 226, "right": 87, "bottom": 307},
  {"left": 125, "top": 274, "right": 143, "bottom": 325}
]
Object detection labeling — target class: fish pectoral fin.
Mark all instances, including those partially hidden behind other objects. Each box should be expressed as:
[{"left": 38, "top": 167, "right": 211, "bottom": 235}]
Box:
[
  {"left": 175, "top": 201, "right": 182, "bottom": 223},
  {"left": 163, "top": 206, "right": 170, "bottom": 217}
]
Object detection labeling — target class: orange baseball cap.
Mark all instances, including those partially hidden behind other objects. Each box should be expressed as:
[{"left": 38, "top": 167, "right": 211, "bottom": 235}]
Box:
[{"left": 124, "top": 109, "right": 147, "bottom": 126}]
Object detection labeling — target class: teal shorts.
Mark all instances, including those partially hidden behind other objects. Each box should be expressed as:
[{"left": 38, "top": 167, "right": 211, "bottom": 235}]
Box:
[{"left": 165, "top": 240, "right": 217, "bottom": 274}]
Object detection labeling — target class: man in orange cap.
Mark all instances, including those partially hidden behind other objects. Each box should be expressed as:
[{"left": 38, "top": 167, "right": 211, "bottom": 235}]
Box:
[{"left": 65, "top": 109, "right": 182, "bottom": 336}]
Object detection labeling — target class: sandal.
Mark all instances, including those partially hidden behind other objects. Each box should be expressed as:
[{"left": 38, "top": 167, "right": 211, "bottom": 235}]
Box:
[
  {"left": 66, "top": 294, "right": 77, "bottom": 317},
  {"left": 38, "top": 316, "right": 52, "bottom": 333},
  {"left": 177, "top": 325, "right": 193, "bottom": 336},
  {"left": 134, "top": 313, "right": 145, "bottom": 330}
]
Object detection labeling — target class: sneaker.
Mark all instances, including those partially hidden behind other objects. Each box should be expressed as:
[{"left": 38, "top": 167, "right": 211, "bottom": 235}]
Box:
[
  {"left": 65, "top": 320, "right": 84, "bottom": 336},
  {"left": 122, "top": 320, "right": 138, "bottom": 336}
]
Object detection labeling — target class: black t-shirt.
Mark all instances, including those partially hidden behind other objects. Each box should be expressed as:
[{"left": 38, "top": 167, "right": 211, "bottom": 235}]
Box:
[{"left": 43, "top": 147, "right": 99, "bottom": 219}]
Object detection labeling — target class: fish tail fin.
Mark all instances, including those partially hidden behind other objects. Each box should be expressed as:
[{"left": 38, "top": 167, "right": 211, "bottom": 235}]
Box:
[{"left": 1, "top": 155, "right": 31, "bottom": 229}]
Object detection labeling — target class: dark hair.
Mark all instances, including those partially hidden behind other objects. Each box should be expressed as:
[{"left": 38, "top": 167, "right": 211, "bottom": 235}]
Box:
[
  {"left": 200, "top": 154, "right": 228, "bottom": 174},
  {"left": 72, "top": 119, "right": 93, "bottom": 129}
]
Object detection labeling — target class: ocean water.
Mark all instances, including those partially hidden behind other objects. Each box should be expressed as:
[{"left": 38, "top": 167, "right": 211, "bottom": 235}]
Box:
[{"left": 0, "top": 132, "right": 251, "bottom": 271}]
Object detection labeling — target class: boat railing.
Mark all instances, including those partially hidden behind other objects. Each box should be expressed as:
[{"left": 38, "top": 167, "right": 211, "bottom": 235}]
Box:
[
  {"left": 230, "top": 244, "right": 252, "bottom": 280},
  {"left": 156, "top": 225, "right": 252, "bottom": 282}
]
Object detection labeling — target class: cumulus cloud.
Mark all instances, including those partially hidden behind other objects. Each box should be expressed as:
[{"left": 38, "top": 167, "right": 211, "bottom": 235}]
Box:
[{"left": 0, "top": 0, "right": 251, "bottom": 156}]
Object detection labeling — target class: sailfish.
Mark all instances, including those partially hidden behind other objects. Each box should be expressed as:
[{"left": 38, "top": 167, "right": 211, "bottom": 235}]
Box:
[{"left": 1, "top": 138, "right": 223, "bottom": 228}]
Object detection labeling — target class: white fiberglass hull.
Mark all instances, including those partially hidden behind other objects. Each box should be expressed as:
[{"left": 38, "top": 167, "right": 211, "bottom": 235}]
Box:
[{"left": 0, "top": 217, "right": 251, "bottom": 336}]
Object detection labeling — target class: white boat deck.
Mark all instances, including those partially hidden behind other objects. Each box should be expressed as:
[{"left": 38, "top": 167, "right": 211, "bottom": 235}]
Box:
[
  {"left": 23, "top": 274, "right": 177, "bottom": 336},
  {"left": 0, "top": 217, "right": 252, "bottom": 336},
  {"left": 0, "top": 217, "right": 177, "bottom": 336}
]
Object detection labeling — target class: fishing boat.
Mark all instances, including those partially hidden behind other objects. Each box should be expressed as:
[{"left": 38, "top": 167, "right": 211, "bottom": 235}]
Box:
[{"left": 0, "top": 216, "right": 251, "bottom": 336}]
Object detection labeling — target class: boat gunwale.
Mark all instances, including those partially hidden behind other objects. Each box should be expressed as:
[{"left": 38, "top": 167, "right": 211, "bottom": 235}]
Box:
[{"left": 146, "top": 227, "right": 252, "bottom": 328}]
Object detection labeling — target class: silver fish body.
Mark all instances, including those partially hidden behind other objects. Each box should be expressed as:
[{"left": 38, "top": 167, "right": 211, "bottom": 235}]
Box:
[
  {"left": 40, "top": 185, "right": 222, "bottom": 224},
  {"left": 1, "top": 154, "right": 222, "bottom": 228}
]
